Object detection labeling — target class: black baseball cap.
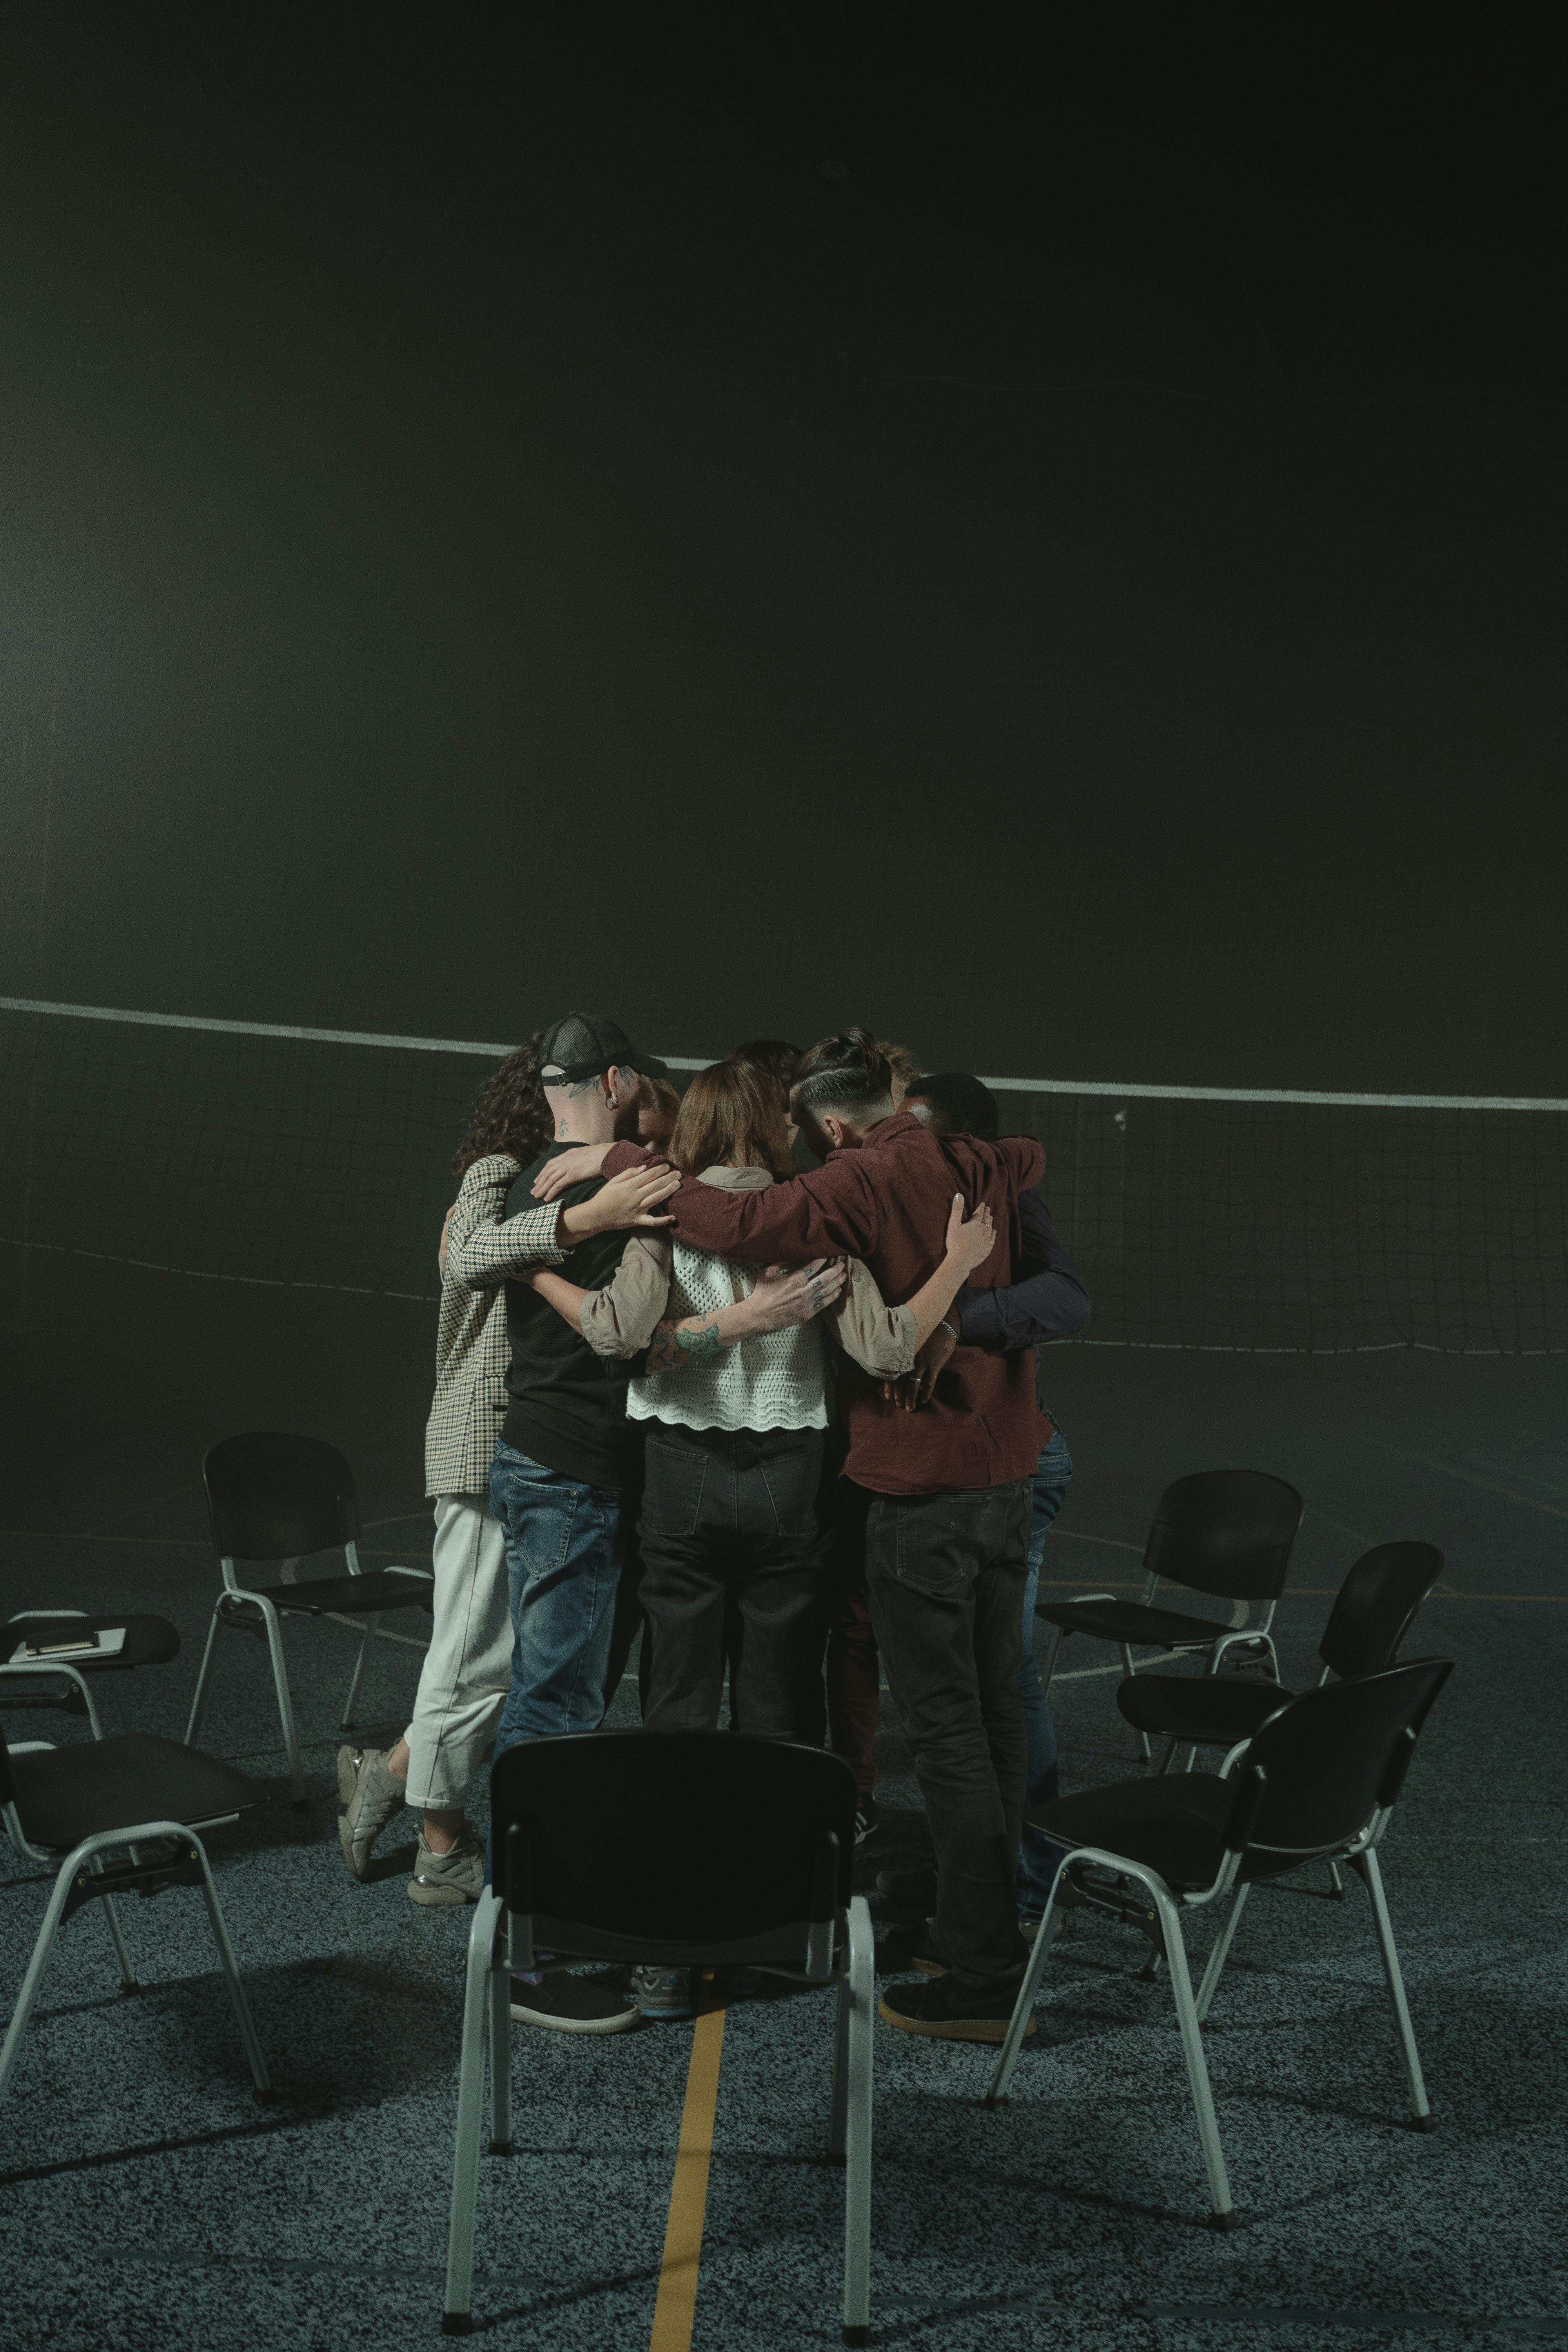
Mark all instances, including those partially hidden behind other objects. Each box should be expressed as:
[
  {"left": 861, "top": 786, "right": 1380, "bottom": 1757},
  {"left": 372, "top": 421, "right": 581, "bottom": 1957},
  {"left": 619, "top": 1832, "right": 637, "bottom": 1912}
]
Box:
[{"left": 537, "top": 1011, "right": 670, "bottom": 1086}]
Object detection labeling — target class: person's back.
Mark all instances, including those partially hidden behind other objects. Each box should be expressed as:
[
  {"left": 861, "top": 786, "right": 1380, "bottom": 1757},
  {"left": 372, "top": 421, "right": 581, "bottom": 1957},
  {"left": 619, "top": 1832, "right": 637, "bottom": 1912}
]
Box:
[
  {"left": 650, "top": 1028, "right": 1049, "bottom": 2043},
  {"left": 501, "top": 1149, "right": 644, "bottom": 1490},
  {"left": 664, "top": 1073, "right": 1046, "bottom": 1493}
]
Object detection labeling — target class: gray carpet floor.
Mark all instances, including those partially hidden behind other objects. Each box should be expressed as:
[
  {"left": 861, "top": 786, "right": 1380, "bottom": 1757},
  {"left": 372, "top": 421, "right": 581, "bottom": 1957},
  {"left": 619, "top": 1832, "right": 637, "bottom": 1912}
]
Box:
[{"left": 2, "top": 1313, "right": 1564, "bottom": 2351}]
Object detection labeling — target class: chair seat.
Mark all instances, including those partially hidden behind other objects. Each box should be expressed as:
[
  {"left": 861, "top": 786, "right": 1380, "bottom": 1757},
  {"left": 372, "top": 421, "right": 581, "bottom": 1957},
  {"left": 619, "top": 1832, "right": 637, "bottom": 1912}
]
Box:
[
  {"left": 240, "top": 1571, "right": 433, "bottom": 1617},
  {"left": 2, "top": 1613, "right": 182, "bottom": 1672},
  {"left": 9, "top": 1733, "right": 266, "bottom": 1851},
  {"left": 1117, "top": 1671, "right": 1298, "bottom": 1742},
  {"left": 1027, "top": 1772, "right": 1308, "bottom": 1893},
  {"left": 529, "top": 1912, "right": 832, "bottom": 1973},
  {"left": 1035, "top": 1596, "right": 1237, "bottom": 1650}
]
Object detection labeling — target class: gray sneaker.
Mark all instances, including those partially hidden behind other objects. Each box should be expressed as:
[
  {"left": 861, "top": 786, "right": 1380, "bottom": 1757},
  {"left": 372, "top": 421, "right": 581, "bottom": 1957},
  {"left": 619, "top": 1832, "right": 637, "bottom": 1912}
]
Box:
[
  {"left": 407, "top": 1832, "right": 485, "bottom": 1907},
  {"left": 632, "top": 1965, "right": 695, "bottom": 2021},
  {"left": 336, "top": 1744, "right": 407, "bottom": 1880}
]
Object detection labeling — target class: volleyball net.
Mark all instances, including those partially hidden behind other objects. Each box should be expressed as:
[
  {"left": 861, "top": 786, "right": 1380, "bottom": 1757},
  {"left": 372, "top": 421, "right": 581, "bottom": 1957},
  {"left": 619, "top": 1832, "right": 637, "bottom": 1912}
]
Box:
[{"left": 2, "top": 997, "right": 1564, "bottom": 1352}]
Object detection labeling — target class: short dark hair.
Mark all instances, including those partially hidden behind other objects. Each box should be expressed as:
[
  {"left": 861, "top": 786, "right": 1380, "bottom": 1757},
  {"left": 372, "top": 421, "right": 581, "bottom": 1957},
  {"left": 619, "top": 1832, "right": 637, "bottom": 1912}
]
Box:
[
  {"left": 730, "top": 1038, "right": 801, "bottom": 1102},
  {"left": 905, "top": 1071, "right": 1000, "bottom": 1142},
  {"left": 793, "top": 1027, "right": 895, "bottom": 1121}
]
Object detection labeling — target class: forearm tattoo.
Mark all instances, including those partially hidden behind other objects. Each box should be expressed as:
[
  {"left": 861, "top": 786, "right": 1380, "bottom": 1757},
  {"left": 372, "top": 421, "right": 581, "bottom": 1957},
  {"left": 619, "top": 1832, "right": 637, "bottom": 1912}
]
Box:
[{"left": 646, "top": 1315, "right": 725, "bottom": 1374}]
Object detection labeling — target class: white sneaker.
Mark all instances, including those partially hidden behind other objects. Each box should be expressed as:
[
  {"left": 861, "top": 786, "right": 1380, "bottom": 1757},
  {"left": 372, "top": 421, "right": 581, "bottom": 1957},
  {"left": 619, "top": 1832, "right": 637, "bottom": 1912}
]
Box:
[{"left": 336, "top": 1744, "right": 407, "bottom": 1879}]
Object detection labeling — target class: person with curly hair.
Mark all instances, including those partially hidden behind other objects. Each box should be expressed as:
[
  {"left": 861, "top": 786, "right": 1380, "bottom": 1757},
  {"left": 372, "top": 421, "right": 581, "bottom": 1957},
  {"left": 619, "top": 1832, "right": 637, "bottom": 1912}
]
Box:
[{"left": 335, "top": 1033, "right": 680, "bottom": 1908}]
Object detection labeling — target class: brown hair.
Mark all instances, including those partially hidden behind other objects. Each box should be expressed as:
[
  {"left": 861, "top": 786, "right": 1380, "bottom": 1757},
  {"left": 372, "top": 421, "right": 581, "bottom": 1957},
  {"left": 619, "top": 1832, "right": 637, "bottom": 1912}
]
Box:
[
  {"left": 670, "top": 1059, "right": 794, "bottom": 1181},
  {"left": 639, "top": 1074, "right": 681, "bottom": 1127},
  {"left": 876, "top": 1038, "right": 923, "bottom": 1091},
  {"left": 450, "top": 1034, "right": 552, "bottom": 1179}
]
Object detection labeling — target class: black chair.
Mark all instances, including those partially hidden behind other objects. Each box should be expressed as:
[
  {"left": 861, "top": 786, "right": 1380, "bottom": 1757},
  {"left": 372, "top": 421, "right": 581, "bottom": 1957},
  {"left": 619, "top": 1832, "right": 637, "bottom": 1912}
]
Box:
[
  {"left": 1034, "top": 1469, "right": 1304, "bottom": 1755},
  {"left": 443, "top": 1732, "right": 874, "bottom": 2347},
  {"left": 1, "top": 1607, "right": 181, "bottom": 1737},
  {"left": 1117, "top": 1541, "right": 1445, "bottom": 1770},
  {"left": 984, "top": 1657, "right": 1454, "bottom": 2227},
  {"left": 0, "top": 1713, "right": 272, "bottom": 2106},
  {"left": 187, "top": 1432, "right": 434, "bottom": 1806}
]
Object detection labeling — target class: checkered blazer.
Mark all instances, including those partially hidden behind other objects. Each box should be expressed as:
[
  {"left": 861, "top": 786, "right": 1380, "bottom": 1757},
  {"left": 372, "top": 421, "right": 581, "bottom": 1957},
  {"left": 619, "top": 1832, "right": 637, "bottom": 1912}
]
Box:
[{"left": 423, "top": 1153, "right": 566, "bottom": 1497}]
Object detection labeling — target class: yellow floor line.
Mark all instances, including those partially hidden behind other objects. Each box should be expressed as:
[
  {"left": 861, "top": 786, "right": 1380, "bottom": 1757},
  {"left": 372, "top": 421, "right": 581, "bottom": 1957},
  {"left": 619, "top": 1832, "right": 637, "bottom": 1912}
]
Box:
[{"left": 648, "top": 1994, "right": 726, "bottom": 2352}]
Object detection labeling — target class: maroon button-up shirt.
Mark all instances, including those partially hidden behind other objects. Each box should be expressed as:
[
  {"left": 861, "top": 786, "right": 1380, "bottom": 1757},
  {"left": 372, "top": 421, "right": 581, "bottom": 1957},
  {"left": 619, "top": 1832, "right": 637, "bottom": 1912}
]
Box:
[{"left": 646, "top": 1111, "right": 1049, "bottom": 1496}]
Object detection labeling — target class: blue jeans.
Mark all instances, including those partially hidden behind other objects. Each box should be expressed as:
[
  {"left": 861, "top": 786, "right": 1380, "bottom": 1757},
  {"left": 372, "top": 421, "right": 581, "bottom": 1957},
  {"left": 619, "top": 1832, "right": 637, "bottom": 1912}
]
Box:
[
  {"left": 489, "top": 1442, "right": 625, "bottom": 1760},
  {"left": 1017, "top": 1423, "right": 1073, "bottom": 1916}
]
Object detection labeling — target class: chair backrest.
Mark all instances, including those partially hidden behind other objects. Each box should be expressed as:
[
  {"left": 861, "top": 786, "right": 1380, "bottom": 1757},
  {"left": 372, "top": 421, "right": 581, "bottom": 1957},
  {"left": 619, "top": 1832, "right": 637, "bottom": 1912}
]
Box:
[
  {"left": 490, "top": 1731, "right": 856, "bottom": 1960},
  {"left": 1144, "top": 1468, "right": 1304, "bottom": 1603},
  {"left": 203, "top": 1432, "right": 360, "bottom": 1561},
  {"left": 1318, "top": 1542, "right": 1444, "bottom": 1681},
  {"left": 1223, "top": 1656, "right": 1453, "bottom": 1869}
]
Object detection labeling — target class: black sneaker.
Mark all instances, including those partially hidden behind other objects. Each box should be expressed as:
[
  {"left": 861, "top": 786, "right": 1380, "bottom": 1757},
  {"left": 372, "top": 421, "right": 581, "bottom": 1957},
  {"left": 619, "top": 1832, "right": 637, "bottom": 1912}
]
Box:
[
  {"left": 878, "top": 1973, "right": 1036, "bottom": 2045},
  {"left": 854, "top": 1796, "right": 879, "bottom": 1844},
  {"left": 880, "top": 1920, "right": 949, "bottom": 1978},
  {"left": 876, "top": 1861, "right": 937, "bottom": 1913},
  {"left": 510, "top": 1970, "right": 640, "bottom": 2034}
]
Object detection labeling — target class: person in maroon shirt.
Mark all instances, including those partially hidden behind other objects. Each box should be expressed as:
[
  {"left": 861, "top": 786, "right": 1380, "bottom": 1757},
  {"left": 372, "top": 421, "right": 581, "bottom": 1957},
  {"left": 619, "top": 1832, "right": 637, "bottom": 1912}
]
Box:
[{"left": 662, "top": 1028, "right": 1047, "bottom": 2043}]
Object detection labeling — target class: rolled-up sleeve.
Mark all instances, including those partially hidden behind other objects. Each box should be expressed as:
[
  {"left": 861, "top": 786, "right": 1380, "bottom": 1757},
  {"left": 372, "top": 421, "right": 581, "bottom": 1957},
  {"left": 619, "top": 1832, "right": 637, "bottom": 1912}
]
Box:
[
  {"left": 576, "top": 1236, "right": 673, "bottom": 1357},
  {"left": 831, "top": 1259, "right": 918, "bottom": 1377}
]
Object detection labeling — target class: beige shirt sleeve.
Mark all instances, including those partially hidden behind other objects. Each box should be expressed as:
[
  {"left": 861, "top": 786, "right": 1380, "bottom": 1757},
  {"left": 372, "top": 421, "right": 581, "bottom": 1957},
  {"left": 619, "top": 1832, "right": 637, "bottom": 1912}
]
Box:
[
  {"left": 576, "top": 1235, "right": 674, "bottom": 1357},
  {"left": 831, "top": 1258, "right": 918, "bottom": 1377}
]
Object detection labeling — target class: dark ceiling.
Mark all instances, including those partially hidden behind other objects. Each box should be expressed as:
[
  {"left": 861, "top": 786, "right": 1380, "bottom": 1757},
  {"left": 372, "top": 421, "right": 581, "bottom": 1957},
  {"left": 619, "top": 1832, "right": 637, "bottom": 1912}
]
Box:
[{"left": 1, "top": 7, "right": 1563, "bottom": 1089}]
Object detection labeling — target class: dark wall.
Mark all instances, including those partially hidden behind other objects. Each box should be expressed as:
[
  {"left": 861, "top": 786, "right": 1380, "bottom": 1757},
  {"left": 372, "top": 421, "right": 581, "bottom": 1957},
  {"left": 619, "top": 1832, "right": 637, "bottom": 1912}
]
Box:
[{"left": 2, "top": 9, "right": 1563, "bottom": 1093}]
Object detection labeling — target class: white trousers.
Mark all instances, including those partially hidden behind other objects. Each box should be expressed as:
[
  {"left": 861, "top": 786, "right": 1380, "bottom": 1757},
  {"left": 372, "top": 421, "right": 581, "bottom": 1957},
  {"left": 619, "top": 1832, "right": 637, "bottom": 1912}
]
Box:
[{"left": 403, "top": 1494, "right": 513, "bottom": 1812}]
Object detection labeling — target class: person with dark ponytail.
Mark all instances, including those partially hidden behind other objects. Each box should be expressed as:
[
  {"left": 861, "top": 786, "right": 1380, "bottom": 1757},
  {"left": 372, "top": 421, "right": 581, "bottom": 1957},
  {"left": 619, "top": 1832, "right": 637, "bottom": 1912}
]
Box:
[{"left": 335, "top": 1034, "right": 680, "bottom": 1909}]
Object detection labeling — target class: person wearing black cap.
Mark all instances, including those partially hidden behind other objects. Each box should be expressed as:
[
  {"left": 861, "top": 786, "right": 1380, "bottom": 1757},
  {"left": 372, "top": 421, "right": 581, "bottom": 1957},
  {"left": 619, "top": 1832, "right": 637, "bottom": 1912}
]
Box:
[{"left": 487, "top": 1012, "right": 674, "bottom": 2035}]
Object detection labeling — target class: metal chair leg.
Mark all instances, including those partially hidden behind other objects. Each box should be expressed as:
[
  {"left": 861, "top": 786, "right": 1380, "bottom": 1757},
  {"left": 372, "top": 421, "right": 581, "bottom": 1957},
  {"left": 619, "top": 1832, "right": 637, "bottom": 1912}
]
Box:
[
  {"left": 444, "top": 1891, "right": 503, "bottom": 2334},
  {"left": 1157, "top": 1736, "right": 1179, "bottom": 1777},
  {"left": 1327, "top": 1858, "right": 1346, "bottom": 1900},
  {"left": 0, "top": 1855, "right": 79, "bottom": 2105},
  {"left": 985, "top": 1895, "right": 1064, "bottom": 2107},
  {"left": 190, "top": 1835, "right": 272, "bottom": 2095},
  {"left": 1194, "top": 1883, "right": 1250, "bottom": 2023},
  {"left": 255, "top": 1599, "right": 307, "bottom": 1806},
  {"left": 488, "top": 1915, "right": 513, "bottom": 2155},
  {"left": 1038, "top": 1622, "right": 1065, "bottom": 1700},
  {"left": 91, "top": 1854, "right": 139, "bottom": 1990},
  {"left": 842, "top": 1895, "right": 873, "bottom": 2348},
  {"left": 184, "top": 1603, "right": 225, "bottom": 1746},
  {"left": 1123, "top": 1644, "right": 1151, "bottom": 1759},
  {"left": 828, "top": 1969, "right": 851, "bottom": 2161},
  {"left": 1152, "top": 1885, "right": 1236, "bottom": 2225},
  {"left": 340, "top": 1613, "right": 381, "bottom": 1731},
  {"left": 1355, "top": 1847, "right": 1431, "bottom": 2126}
]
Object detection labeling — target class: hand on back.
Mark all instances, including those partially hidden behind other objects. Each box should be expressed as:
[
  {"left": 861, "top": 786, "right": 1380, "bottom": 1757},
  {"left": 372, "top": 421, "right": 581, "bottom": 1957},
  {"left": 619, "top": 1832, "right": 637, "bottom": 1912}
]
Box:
[
  {"left": 532, "top": 1140, "right": 656, "bottom": 1200},
  {"left": 578, "top": 1161, "right": 681, "bottom": 1234},
  {"left": 748, "top": 1258, "right": 848, "bottom": 1332},
  {"left": 944, "top": 1193, "right": 996, "bottom": 1277}
]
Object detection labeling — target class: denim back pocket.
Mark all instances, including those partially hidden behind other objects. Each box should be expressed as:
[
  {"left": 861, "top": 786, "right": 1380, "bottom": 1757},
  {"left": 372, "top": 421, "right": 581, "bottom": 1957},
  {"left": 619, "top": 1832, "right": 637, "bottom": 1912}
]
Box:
[
  {"left": 493, "top": 1448, "right": 587, "bottom": 1583},
  {"left": 641, "top": 1438, "right": 708, "bottom": 1537}
]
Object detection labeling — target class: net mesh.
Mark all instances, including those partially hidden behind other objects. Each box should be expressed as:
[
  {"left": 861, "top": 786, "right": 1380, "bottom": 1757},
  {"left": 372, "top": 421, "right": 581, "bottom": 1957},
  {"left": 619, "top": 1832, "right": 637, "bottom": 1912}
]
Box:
[{"left": 2, "top": 1004, "right": 1565, "bottom": 1351}]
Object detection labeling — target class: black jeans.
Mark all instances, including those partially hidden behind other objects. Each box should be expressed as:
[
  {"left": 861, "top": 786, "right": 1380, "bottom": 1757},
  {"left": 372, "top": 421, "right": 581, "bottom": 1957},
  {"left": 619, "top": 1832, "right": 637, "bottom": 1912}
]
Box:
[
  {"left": 863, "top": 1475, "right": 1033, "bottom": 1998},
  {"left": 637, "top": 1423, "right": 830, "bottom": 1738}
]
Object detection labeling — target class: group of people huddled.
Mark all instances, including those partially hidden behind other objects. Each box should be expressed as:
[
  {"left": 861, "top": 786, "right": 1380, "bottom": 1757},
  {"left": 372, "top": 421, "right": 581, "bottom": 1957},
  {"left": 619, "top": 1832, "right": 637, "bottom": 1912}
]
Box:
[{"left": 336, "top": 1014, "right": 1090, "bottom": 2043}]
